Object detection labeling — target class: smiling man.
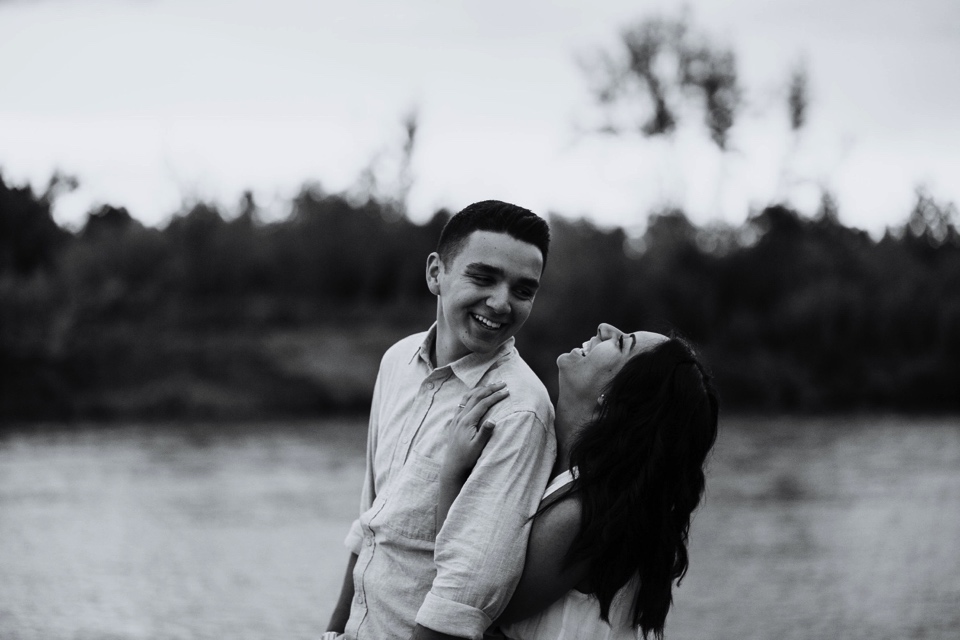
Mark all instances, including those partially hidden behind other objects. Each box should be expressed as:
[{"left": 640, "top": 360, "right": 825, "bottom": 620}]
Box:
[{"left": 326, "top": 201, "right": 556, "bottom": 640}]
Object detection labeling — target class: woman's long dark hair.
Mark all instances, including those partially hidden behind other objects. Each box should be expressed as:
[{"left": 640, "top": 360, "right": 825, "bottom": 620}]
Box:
[{"left": 564, "top": 335, "right": 719, "bottom": 639}]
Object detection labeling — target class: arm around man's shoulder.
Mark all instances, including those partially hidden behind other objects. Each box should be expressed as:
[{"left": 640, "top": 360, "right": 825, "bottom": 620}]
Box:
[
  {"left": 495, "top": 490, "right": 587, "bottom": 626},
  {"left": 418, "top": 369, "right": 556, "bottom": 639},
  {"left": 487, "top": 354, "right": 555, "bottom": 438}
]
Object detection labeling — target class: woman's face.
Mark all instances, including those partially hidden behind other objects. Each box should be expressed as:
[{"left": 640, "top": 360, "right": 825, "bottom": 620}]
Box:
[{"left": 557, "top": 323, "right": 668, "bottom": 403}]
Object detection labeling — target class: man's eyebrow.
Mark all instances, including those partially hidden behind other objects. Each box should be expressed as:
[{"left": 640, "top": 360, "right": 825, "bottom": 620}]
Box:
[
  {"left": 465, "top": 262, "right": 502, "bottom": 275},
  {"left": 466, "top": 262, "right": 540, "bottom": 290}
]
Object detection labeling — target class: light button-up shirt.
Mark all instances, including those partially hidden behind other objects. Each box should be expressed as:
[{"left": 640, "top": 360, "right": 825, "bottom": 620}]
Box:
[{"left": 343, "top": 326, "right": 556, "bottom": 640}]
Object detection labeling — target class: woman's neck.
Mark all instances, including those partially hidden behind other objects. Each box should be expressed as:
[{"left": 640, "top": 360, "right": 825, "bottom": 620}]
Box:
[
  {"left": 552, "top": 421, "right": 572, "bottom": 478},
  {"left": 552, "top": 397, "right": 595, "bottom": 478}
]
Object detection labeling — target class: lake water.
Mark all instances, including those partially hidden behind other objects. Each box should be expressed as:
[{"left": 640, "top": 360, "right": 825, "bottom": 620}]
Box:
[{"left": 1, "top": 416, "right": 958, "bottom": 640}]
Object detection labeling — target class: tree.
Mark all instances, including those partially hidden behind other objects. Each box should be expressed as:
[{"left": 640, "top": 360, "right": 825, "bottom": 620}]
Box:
[
  {"left": 581, "top": 13, "right": 741, "bottom": 150},
  {"left": 904, "top": 186, "right": 959, "bottom": 248},
  {"left": 0, "top": 172, "right": 72, "bottom": 276},
  {"left": 787, "top": 60, "right": 809, "bottom": 134},
  {"left": 351, "top": 107, "right": 420, "bottom": 218}
]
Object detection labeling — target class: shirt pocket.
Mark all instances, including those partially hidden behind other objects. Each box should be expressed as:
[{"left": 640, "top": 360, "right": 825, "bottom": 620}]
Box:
[{"left": 381, "top": 448, "right": 441, "bottom": 542}]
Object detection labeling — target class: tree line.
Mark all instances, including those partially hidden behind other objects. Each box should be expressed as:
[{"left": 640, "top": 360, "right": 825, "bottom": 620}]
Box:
[{"left": 2, "top": 170, "right": 959, "bottom": 422}]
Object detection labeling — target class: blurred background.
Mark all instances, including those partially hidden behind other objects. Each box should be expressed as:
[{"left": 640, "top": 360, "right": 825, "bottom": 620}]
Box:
[{"left": 2, "top": 1, "right": 959, "bottom": 639}]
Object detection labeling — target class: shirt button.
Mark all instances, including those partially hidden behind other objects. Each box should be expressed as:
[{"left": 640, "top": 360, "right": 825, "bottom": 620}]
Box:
[
  {"left": 426, "top": 382, "right": 435, "bottom": 389},
  {"left": 355, "top": 594, "right": 364, "bottom": 605},
  {"left": 365, "top": 536, "right": 373, "bottom": 546}
]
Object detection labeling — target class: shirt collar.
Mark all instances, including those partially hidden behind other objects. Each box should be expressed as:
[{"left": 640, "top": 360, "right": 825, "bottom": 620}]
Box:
[{"left": 412, "top": 323, "right": 515, "bottom": 389}]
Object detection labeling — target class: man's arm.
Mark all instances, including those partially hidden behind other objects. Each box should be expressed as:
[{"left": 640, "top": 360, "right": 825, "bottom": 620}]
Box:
[
  {"left": 409, "top": 624, "right": 466, "bottom": 640},
  {"left": 416, "top": 408, "right": 555, "bottom": 640},
  {"left": 329, "top": 368, "right": 382, "bottom": 633},
  {"left": 326, "top": 553, "right": 358, "bottom": 633},
  {"left": 436, "top": 384, "right": 504, "bottom": 531}
]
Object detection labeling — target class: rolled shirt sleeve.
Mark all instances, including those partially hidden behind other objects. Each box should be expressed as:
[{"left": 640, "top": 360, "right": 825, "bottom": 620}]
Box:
[
  {"left": 415, "top": 409, "right": 555, "bottom": 639},
  {"left": 344, "top": 519, "right": 364, "bottom": 557}
]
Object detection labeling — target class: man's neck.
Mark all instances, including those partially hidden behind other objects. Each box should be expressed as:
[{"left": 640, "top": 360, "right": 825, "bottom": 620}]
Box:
[
  {"left": 431, "top": 335, "right": 459, "bottom": 369},
  {"left": 432, "top": 331, "right": 472, "bottom": 369}
]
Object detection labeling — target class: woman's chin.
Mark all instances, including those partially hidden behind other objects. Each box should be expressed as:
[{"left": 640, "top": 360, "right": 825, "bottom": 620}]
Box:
[{"left": 556, "top": 349, "right": 578, "bottom": 368}]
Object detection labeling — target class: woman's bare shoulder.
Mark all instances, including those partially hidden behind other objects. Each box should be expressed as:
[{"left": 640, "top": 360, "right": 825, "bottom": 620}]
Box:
[
  {"left": 534, "top": 489, "right": 582, "bottom": 551},
  {"left": 496, "top": 490, "right": 588, "bottom": 625}
]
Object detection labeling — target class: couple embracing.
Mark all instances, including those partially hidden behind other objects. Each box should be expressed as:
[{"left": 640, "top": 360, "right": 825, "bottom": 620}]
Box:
[{"left": 324, "top": 201, "right": 719, "bottom": 640}]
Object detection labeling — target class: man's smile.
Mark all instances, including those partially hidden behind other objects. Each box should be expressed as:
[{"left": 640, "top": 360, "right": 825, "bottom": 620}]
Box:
[
  {"left": 471, "top": 312, "right": 504, "bottom": 330},
  {"left": 429, "top": 229, "right": 543, "bottom": 364}
]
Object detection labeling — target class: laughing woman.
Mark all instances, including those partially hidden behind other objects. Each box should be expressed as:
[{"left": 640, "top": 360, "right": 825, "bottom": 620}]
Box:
[{"left": 439, "top": 324, "right": 719, "bottom": 640}]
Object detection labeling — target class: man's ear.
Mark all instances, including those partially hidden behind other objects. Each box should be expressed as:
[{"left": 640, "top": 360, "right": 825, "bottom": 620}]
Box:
[{"left": 426, "top": 252, "right": 442, "bottom": 296}]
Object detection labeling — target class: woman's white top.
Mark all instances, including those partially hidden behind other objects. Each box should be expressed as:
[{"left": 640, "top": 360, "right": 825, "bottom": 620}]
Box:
[{"left": 498, "top": 469, "right": 640, "bottom": 640}]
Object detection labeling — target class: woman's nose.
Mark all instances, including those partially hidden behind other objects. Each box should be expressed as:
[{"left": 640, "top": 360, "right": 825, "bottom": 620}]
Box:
[{"left": 597, "top": 323, "right": 623, "bottom": 340}]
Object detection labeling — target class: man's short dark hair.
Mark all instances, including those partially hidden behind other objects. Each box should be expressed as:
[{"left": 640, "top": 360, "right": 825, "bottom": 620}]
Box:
[{"left": 437, "top": 200, "right": 551, "bottom": 268}]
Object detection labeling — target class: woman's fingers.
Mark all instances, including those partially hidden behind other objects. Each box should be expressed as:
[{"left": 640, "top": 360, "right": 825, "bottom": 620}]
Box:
[
  {"left": 459, "top": 382, "right": 506, "bottom": 412},
  {"left": 458, "top": 383, "right": 506, "bottom": 419},
  {"left": 443, "top": 386, "right": 505, "bottom": 477},
  {"left": 474, "top": 421, "right": 495, "bottom": 447},
  {"left": 461, "top": 389, "right": 508, "bottom": 430}
]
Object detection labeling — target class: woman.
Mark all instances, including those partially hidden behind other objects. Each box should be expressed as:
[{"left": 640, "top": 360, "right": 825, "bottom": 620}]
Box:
[{"left": 439, "top": 324, "right": 719, "bottom": 640}]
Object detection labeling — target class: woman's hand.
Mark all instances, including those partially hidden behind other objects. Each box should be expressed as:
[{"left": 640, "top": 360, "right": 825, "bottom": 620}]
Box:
[
  {"left": 443, "top": 381, "right": 509, "bottom": 481},
  {"left": 436, "top": 382, "right": 508, "bottom": 532}
]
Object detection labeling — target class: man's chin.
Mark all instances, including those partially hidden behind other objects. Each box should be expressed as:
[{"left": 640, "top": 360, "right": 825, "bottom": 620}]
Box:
[
  {"left": 466, "top": 336, "right": 503, "bottom": 354},
  {"left": 465, "top": 326, "right": 514, "bottom": 352}
]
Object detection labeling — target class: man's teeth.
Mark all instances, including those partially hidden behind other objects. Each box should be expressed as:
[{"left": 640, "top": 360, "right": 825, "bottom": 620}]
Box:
[{"left": 472, "top": 314, "right": 502, "bottom": 329}]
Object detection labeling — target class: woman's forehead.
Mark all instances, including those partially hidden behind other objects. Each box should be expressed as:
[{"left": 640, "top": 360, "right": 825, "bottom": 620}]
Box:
[{"left": 629, "top": 331, "right": 669, "bottom": 350}]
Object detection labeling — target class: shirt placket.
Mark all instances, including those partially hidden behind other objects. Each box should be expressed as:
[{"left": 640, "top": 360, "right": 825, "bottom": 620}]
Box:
[
  {"left": 391, "top": 367, "right": 451, "bottom": 469},
  {"left": 351, "top": 366, "right": 452, "bottom": 638}
]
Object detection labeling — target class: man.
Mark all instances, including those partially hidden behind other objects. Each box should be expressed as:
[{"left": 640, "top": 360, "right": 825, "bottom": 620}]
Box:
[{"left": 326, "top": 200, "right": 556, "bottom": 640}]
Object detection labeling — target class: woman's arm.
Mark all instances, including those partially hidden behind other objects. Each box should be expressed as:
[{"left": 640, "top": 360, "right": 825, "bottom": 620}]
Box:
[
  {"left": 436, "top": 382, "right": 508, "bottom": 531},
  {"left": 495, "top": 490, "right": 590, "bottom": 626},
  {"left": 437, "top": 382, "right": 588, "bottom": 627}
]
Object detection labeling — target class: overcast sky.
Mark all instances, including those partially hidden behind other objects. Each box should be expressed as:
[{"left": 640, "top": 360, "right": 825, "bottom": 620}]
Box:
[{"left": 2, "top": 0, "right": 958, "bottom": 235}]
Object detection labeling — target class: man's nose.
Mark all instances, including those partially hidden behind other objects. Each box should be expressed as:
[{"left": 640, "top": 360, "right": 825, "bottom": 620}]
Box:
[{"left": 486, "top": 285, "right": 511, "bottom": 314}]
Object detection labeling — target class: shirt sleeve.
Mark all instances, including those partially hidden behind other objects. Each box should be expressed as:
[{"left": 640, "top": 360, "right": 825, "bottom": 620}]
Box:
[
  {"left": 415, "top": 409, "right": 556, "bottom": 640},
  {"left": 344, "top": 369, "right": 382, "bottom": 555}
]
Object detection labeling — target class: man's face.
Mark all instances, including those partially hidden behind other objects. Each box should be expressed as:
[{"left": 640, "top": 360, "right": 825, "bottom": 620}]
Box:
[{"left": 427, "top": 230, "right": 544, "bottom": 366}]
